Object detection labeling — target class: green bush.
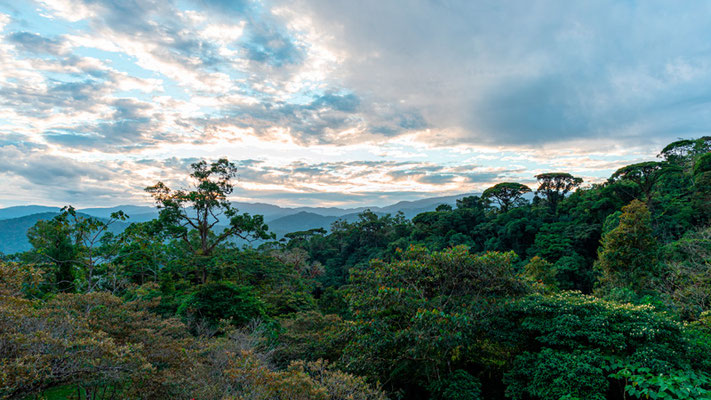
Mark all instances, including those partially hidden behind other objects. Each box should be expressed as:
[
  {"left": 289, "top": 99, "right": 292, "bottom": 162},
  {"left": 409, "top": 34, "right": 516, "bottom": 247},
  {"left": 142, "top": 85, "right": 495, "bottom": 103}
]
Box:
[
  {"left": 178, "top": 282, "right": 265, "bottom": 331},
  {"left": 497, "top": 292, "right": 711, "bottom": 399},
  {"left": 429, "top": 369, "right": 482, "bottom": 400},
  {"left": 505, "top": 348, "right": 607, "bottom": 400}
]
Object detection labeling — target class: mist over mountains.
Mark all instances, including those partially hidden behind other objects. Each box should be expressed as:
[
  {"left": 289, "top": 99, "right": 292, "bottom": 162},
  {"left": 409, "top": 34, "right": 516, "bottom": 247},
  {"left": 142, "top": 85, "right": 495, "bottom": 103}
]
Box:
[{"left": 0, "top": 193, "right": 477, "bottom": 254}]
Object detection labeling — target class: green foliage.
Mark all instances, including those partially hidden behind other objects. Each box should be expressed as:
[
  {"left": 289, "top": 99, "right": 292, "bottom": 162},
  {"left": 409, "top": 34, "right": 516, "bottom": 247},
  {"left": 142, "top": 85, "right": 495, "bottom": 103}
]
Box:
[
  {"left": 344, "top": 246, "right": 529, "bottom": 398},
  {"left": 456, "top": 195, "right": 487, "bottom": 210},
  {"left": 428, "top": 369, "right": 482, "bottom": 400},
  {"left": 694, "top": 152, "right": 711, "bottom": 176},
  {"left": 611, "top": 161, "right": 675, "bottom": 204},
  {"left": 113, "top": 220, "right": 167, "bottom": 285},
  {"left": 505, "top": 348, "right": 607, "bottom": 400},
  {"left": 498, "top": 292, "right": 711, "bottom": 399},
  {"left": 534, "top": 172, "right": 583, "bottom": 211},
  {"left": 25, "top": 206, "right": 128, "bottom": 294},
  {"left": 595, "top": 200, "right": 659, "bottom": 295},
  {"left": 411, "top": 206, "right": 487, "bottom": 251},
  {"left": 523, "top": 256, "right": 557, "bottom": 289},
  {"left": 660, "top": 136, "right": 711, "bottom": 167},
  {"left": 606, "top": 359, "right": 711, "bottom": 400},
  {"left": 0, "top": 283, "right": 153, "bottom": 399},
  {"left": 271, "top": 311, "right": 347, "bottom": 368},
  {"left": 658, "top": 226, "right": 711, "bottom": 319},
  {"left": 26, "top": 212, "right": 77, "bottom": 292},
  {"left": 482, "top": 206, "right": 541, "bottom": 256},
  {"left": 211, "top": 249, "right": 317, "bottom": 316},
  {"left": 482, "top": 182, "right": 532, "bottom": 213},
  {"left": 692, "top": 153, "right": 711, "bottom": 224},
  {"left": 7, "top": 139, "right": 711, "bottom": 400},
  {"left": 287, "top": 210, "right": 411, "bottom": 287},
  {"left": 178, "top": 282, "right": 265, "bottom": 331},
  {"left": 145, "top": 158, "right": 273, "bottom": 283},
  {"left": 0, "top": 266, "right": 383, "bottom": 400},
  {"left": 554, "top": 253, "right": 596, "bottom": 292}
]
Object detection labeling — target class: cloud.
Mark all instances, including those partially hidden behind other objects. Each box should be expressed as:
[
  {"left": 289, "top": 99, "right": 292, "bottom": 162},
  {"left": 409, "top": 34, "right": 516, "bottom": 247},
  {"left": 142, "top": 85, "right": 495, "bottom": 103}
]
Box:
[
  {"left": 2, "top": 1, "right": 710, "bottom": 207},
  {"left": 279, "top": 0, "right": 711, "bottom": 147},
  {"left": 6, "top": 31, "right": 66, "bottom": 54},
  {"left": 0, "top": 144, "right": 138, "bottom": 205},
  {"left": 44, "top": 98, "right": 162, "bottom": 151}
]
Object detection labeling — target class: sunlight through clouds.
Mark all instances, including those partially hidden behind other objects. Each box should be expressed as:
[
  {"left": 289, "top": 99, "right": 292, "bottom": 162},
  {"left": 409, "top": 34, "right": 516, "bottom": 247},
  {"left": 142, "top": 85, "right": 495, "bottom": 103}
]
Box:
[{"left": 1, "top": 0, "right": 709, "bottom": 207}]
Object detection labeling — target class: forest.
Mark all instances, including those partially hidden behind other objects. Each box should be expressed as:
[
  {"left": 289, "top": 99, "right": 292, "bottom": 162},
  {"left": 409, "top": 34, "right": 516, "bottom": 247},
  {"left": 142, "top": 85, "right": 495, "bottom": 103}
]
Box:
[{"left": 1, "top": 136, "right": 711, "bottom": 400}]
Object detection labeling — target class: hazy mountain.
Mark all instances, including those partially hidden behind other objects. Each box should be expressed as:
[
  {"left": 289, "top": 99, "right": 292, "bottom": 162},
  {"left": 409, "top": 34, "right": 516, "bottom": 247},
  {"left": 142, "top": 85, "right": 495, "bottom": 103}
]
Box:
[
  {"left": 0, "top": 206, "right": 61, "bottom": 220},
  {"left": 0, "top": 193, "right": 479, "bottom": 254},
  {"left": 0, "top": 213, "right": 60, "bottom": 255},
  {"left": 267, "top": 212, "right": 341, "bottom": 238},
  {"left": 78, "top": 205, "right": 157, "bottom": 220},
  {"left": 378, "top": 193, "right": 477, "bottom": 218},
  {"left": 0, "top": 212, "right": 129, "bottom": 255}
]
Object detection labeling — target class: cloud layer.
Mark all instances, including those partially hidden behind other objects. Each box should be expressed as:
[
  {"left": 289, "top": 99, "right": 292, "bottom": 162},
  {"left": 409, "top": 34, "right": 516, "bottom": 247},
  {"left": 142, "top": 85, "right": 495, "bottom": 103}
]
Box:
[{"left": 0, "top": 0, "right": 708, "bottom": 207}]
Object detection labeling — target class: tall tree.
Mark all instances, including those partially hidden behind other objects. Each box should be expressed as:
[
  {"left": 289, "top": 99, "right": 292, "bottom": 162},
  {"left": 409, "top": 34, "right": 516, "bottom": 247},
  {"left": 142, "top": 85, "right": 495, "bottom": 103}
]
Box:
[
  {"left": 455, "top": 195, "right": 486, "bottom": 210},
  {"left": 595, "top": 200, "right": 658, "bottom": 295},
  {"left": 27, "top": 212, "right": 77, "bottom": 293},
  {"left": 534, "top": 172, "right": 583, "bottom": 211},
  {"left": 692, "top": 153, "right": 711, "bottom": 223},
  {"left": 27, "top": 206, "right": 127, "bottom": 293},
  {"left": 659, "top": 136, "right": 711, "bottom": 169},
  {"left": 483, "top": 182, "right": 532, "bottom": 213},
  {"left": 610, "top": 161, "right": 675, "bottom": 205},
  {"left": 145, "top": 158, "right": 272, "bottom": 283}
]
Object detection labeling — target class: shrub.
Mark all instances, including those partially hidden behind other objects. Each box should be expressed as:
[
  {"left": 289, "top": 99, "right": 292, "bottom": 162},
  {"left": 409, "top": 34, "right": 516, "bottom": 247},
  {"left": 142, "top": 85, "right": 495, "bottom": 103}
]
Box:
[{"left": 179, "top": 282, "right": 265, "bottom": 332}]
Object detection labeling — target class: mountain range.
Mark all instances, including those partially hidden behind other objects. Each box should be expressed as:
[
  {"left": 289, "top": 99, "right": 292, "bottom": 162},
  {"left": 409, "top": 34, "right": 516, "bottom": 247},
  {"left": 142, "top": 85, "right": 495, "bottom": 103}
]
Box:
[{"left": 0, "top": 193, "right": 477, "bottom": 255}]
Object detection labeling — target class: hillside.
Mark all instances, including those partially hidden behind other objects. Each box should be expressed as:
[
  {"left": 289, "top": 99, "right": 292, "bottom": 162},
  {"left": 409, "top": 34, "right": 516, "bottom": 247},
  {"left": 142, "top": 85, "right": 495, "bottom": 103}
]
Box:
[
  {"left": 3, "top": 137, "right": 711, "bottom": 400},
  {"left": 267, "top": 212, "right": 340, "bottom": 238},
  {"left": 0, "top": 193, "right": 477, "bottom": 254},
  {"left": 0, "top": 213, "right": 61, "bottom": 255},
  {"left": 0, "top": 212, "right": 129, "bottom": 255},
  {"left": 0, "top": 206, "right": 60, "bottom": 220}
]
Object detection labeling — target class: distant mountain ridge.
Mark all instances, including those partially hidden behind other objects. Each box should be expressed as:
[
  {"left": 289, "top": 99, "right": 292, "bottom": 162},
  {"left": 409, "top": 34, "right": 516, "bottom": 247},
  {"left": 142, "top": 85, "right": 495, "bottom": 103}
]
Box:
[
  {"left": 0, "top": 193, "right": 478, "bottom": 254},
  {"left": 0, "top": 212, "right": 130, "bottom": 255}
]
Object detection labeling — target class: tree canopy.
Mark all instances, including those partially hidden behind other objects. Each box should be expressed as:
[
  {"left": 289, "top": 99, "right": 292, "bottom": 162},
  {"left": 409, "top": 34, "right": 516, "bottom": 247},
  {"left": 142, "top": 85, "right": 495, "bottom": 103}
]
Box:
[
  {"left": 4, "top": 137, "right": 711, "bottom": 400},
  {"left": 146, "top": 158, "right": 273, "bottom": 282},
  {"left": 483, "top": 182, "right": 532, "bottom": 212},
  {"left": 534, "top": 172, "right": 583, "bottom": 211}
]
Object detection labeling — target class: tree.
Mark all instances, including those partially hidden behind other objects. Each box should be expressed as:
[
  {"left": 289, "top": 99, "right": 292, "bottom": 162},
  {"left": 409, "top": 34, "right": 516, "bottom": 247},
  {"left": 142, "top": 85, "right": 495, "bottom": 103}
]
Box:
[
  {"left": 456, "top": 195, "right": 486, "bottom": 210},
  {"left": 659, "top": 136, "right": 711, "bottom": 167},
  {"left": 344, "top": 246, "right": 529, "bottom": 398},
  {"left": 610, "top": 161, "right": 675, "bottom": 205},
  {"left": 113, "top": 220, "right": 167, "bottom": 285},
  {"left": 178, "top": 282, "right": 265, "bottom": 333},
  {"left": 499, "top": 292, "right": 711, "bottom": 400},
  {"left": 145, "top": 158, "right": 273, "bottom": 283},
  {"left": 482, "top": 182, "right": 531, "bottom": 213},
  {"left": 659, "top": 226, "right": 711, "bottom": 319},
  {"left": 534, "top": 172, "right": 582, "bottom": 211},
  {"left": 693, "top": 153, "right": 711, "bottom": 223},
  {"left": 27, "top": 206, "right": 127, "bottom": 293},
  {"left": 595, "top": 200, "right": 659, "bottom": 295},
  {"left": 27, "top": 212, "right": 77, "bottom": 292},
  {"left": 435, "top": 203, "right": 453, "bottom": 212}
]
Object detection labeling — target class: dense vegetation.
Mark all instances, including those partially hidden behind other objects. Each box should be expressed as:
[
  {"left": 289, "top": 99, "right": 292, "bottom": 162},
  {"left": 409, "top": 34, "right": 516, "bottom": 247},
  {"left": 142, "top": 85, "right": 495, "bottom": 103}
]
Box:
[{"left": 1, "top": 137, "right": 711, "bottom": 399}]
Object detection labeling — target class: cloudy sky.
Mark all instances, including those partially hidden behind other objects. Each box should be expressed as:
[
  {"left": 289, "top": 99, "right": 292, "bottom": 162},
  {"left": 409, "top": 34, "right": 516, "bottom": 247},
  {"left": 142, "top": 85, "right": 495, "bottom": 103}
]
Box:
[{"left": 0, "top": 0, "right": 709, "bottom": 208}]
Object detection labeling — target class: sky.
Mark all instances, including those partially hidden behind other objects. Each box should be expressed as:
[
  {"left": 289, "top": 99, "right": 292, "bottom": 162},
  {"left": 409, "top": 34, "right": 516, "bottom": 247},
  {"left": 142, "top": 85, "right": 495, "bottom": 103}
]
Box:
[{"left": 1, "top": 0, "right": 709, "bottom": 208}]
